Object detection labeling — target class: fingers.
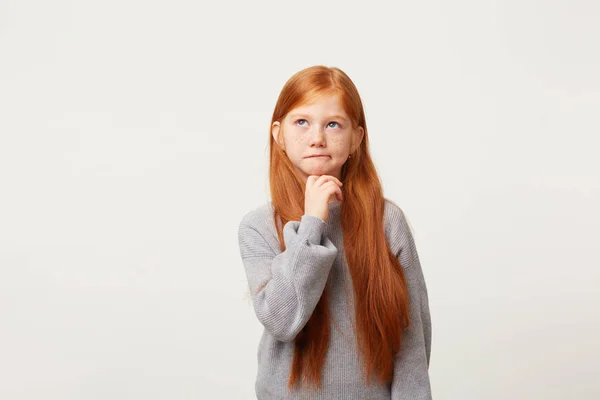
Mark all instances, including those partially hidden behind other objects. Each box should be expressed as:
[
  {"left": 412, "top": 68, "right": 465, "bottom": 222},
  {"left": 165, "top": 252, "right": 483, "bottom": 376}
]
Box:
[
  {"left": 310, "top": 175, "right": 343, "bottom": 188},
  {"left": 306, "top": 175, "right": 344, "bottom": 202},
  {"left": 334, "top": 184, "right": 343, "bottom": 201},
  {"left": 306, "top": 175, "right": 318, "bottom": 186},
  {"left": 324, "top": 180, "right": 343, "bottom": 201}
]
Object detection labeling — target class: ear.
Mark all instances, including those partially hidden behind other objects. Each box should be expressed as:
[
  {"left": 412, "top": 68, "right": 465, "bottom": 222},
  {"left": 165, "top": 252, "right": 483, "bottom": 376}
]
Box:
[
  {"left": 271, "top": 121, "right": 284, "bottom": 150},
  {"left": 352, "top": 126, "right": 364, "bottom": 153}
]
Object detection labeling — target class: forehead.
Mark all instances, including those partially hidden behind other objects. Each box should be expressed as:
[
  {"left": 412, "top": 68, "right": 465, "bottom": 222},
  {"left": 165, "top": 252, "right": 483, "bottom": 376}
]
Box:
[{"left": 288, "top": 94, "right": 349, "bottom": 119}]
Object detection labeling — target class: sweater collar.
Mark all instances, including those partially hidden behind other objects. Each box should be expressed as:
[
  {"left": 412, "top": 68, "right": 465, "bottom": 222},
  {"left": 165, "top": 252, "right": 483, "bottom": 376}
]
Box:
[{"left": 327, "top": 199, "right": 342, "bottom": 223}]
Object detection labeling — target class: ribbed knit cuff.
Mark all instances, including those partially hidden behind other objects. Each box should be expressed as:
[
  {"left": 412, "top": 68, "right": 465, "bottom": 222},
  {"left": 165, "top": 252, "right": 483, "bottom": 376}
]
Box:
[{"left": 297, "top": 214, "right": 327, "bottom": 245}]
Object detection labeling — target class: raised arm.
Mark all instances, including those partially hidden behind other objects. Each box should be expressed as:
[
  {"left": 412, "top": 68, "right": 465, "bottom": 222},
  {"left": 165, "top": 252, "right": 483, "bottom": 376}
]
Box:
[{"left": 237, "top": 214, "right": 338, "bottom": 342}]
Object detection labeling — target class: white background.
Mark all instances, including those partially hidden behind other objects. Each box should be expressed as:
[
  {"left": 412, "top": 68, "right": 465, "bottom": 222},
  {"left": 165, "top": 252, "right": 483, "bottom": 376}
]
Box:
[{"left": 1, "top": 1, "right": 599, "bottom": 399}]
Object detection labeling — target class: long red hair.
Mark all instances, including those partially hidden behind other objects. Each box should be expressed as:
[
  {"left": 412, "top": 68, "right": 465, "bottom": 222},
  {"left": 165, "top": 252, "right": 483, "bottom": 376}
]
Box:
[{"left": 266, "top": 65, "right": 410, "bottom": 391}]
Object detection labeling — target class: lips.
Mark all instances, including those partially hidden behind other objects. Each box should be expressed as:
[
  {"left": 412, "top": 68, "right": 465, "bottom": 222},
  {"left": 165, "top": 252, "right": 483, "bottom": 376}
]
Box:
[{"left": 306, "top": 155, "right": 330, "bottom": 158}]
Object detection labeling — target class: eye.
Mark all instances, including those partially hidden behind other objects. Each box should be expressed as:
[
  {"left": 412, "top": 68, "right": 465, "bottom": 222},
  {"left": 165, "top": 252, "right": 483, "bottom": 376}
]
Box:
[{"left": 294, "top": 119, "right": 342, "bottom": 129}]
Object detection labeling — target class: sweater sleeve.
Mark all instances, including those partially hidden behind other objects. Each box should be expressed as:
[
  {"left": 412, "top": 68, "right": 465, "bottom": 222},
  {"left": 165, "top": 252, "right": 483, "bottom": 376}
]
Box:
[
  {"left": 237, "top": 214, "right": 338, "bottom": 343},
  {"left": 391, "top": 210, "right": 433, "bottom": 400}
]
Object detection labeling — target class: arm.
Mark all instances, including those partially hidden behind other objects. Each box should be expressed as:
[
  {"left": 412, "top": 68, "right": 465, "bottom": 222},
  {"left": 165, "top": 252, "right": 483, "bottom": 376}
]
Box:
[
  {"left": 391, "top": 210, "right": 432, "bottom": 400},
  {"left": 237, "top": 214, "right": 338, "bottom": 342}
]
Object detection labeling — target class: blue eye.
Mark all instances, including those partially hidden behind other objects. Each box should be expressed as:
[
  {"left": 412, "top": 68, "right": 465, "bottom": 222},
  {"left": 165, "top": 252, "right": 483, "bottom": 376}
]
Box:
[{"left": 295, "top": 119, "right": 341, "bottom": 129}]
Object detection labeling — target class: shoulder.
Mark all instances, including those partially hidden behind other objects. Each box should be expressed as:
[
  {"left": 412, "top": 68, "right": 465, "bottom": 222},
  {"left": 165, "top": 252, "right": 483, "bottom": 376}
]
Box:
[
  {"left": 238, "top": 201, "right": 280, "bottom": 252},
  {"left": 239, "top": 201, "right": 274, "bottom": 229},
  {"left": 383, "top": 197, "right": 409, "bottom": 232},
  {"left": 383, "top": 197, "right": 405, "bottom": 220},
  {"left": 383, "top": 197, "right": 414, "bottom": 257}
]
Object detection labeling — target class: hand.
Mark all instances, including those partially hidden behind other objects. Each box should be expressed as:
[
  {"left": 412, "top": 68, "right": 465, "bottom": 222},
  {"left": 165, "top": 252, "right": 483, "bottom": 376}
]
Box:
[{"left": 304, "top": 175, "right": 343, "bottom": 222}]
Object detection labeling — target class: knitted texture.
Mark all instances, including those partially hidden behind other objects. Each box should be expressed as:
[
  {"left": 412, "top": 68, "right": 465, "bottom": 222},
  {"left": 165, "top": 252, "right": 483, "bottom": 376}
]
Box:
[{"left": 238, "top": 199, "right": 432, "bottom": 399}]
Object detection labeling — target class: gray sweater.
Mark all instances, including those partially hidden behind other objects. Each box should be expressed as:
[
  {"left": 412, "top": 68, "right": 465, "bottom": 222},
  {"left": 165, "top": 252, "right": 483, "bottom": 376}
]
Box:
[{"left": 237, "top": 198, "right": 432, "bottom": 399}]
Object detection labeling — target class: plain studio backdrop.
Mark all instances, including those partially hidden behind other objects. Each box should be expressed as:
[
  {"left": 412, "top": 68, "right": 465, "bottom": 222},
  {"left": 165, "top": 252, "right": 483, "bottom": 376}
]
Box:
[{"left": 1, "top": 0, "right": 599, "bottom": 399}]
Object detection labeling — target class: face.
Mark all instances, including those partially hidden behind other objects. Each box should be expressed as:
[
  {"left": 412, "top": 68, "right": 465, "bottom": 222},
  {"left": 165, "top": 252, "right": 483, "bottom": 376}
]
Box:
[{"left": 271, "top": 93, "right": 364, "bottom": 182}]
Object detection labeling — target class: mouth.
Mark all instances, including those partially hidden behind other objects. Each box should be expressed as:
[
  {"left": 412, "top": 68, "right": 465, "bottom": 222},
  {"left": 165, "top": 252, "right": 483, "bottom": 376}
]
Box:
[{"left": 305, "top": 155, "right": 330, "bottom": 158}]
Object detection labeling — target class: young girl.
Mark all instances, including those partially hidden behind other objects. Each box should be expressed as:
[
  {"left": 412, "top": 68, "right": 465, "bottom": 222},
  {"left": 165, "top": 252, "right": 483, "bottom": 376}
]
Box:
[{"left": 237, "top": 65, "right": 432, "bottom": 399}]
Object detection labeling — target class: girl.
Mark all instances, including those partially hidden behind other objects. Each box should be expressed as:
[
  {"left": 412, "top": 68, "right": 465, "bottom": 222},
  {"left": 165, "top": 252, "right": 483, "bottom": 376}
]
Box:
[{"left": 237, "top": 65, "right": 432, "bottom": 399}]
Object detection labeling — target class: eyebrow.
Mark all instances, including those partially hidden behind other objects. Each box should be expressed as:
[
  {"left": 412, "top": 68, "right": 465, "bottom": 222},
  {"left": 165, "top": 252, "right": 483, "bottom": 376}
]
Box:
[{"left": 289, "top": 113, "right": 349, "bottom": 122}]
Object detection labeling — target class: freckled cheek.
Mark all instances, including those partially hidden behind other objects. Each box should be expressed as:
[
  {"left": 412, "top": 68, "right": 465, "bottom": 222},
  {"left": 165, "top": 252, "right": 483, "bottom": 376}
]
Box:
[
  {"left": 328, "top": 137, "right": 348, "bottom": 155},
  {"left": 329, "top": 136, "right": 345, "bottom": 146}
]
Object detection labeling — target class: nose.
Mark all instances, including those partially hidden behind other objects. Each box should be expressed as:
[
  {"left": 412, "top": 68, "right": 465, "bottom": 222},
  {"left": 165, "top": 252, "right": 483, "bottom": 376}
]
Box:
[{"left": 309, "top": 126, "right": 326, "bottom": 147}]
